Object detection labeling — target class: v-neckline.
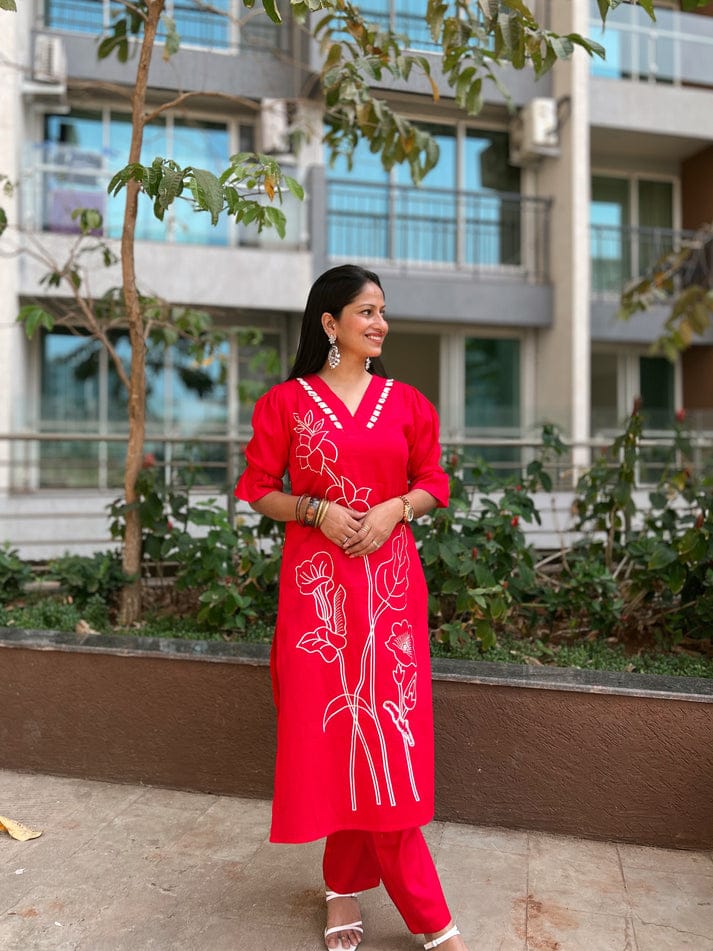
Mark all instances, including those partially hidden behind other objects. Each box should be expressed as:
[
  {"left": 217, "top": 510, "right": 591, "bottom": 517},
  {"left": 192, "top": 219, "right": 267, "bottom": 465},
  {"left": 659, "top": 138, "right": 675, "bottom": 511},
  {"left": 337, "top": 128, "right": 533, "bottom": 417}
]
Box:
[
  {"left": 299, "top": 374, "right": 394, "bottom": 429},
  {"left": 311, "top": 373, "right": 377, "bottom": 419}
]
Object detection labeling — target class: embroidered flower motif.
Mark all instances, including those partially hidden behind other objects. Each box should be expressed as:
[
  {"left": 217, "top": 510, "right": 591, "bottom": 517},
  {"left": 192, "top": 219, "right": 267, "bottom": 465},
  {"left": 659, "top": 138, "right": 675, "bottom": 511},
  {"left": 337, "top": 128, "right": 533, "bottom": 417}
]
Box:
[
  {"left": 329, "top": 476, "right": 371, "bottom": 511},
  {"left": 297, "top": 626, "right": 347, "bottom": 664},
  {"left": 295, "top": 553, "right": 334, "bottom": 596},
  {"left": 294, "top": 412, "right": 338, "bottom": 475},
  {"left": 385, "top": 620, "right": 416, "bottom": 668},
  {"left": 383, "top": 698, "right": 415, "bottom": 747}
]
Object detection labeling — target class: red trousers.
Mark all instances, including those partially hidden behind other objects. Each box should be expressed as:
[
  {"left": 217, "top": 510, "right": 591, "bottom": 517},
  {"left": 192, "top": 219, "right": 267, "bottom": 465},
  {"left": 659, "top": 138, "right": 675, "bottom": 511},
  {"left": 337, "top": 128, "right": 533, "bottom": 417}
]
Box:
[{"left": 322, "top": 828, "right": 451, "bottom": 935}]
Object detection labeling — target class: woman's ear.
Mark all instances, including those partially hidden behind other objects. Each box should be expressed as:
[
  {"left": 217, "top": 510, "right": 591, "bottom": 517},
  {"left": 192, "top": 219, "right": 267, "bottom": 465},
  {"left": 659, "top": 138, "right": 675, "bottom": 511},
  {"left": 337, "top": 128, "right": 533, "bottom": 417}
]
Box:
[{"left": 321, "top": 312, "right": 336, "bottom": 337}]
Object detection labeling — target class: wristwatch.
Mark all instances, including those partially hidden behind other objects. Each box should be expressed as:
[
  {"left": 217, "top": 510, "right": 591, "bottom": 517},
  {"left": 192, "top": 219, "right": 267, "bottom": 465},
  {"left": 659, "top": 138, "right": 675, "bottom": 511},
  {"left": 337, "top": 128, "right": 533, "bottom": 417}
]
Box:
[{"left": 399, "top": 495, "right": 414, "bottom": 523}]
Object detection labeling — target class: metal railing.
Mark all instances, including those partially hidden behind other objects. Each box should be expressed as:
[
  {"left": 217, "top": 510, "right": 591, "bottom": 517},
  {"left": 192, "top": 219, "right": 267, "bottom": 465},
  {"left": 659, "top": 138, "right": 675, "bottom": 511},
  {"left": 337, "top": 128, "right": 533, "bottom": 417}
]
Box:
[
  {"left": 328, "top": 179, "right": 551, "bottom": 281},
  {"left": 21, "top": 142, "right": 306, "bottom": 248},
  {"left": 589, "top": 0, "right": 713, "bottom": 88},
  {"left": 590, "top": 223, "right": 697, "bottom": 297},
  {"left": 43, "top": 0, "right": 281, "bottom": 52},
  {"left": 2, "top": 429, "right": 711, "bottom": 555}
]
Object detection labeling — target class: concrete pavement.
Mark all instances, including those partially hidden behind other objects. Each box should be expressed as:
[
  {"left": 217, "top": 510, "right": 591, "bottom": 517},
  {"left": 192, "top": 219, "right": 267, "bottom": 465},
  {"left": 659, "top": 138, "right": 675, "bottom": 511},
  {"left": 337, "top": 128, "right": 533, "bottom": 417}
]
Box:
[{"left": 1, "top": 768, "right": 712, "bottom": 951}]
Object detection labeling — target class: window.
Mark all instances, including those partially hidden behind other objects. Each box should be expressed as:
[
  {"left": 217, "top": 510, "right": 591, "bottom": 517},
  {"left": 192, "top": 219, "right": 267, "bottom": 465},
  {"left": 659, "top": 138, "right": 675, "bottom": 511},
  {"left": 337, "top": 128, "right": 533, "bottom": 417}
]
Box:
[
  {"left": 327, "top": 124, "right": 527, "bottom": 270},
  {"left": 464, "top": 337, "right": 521, "bottom": 475},
  {"left": 37, "top": 326, "right": 284, "bottom": 489},
  {"left": 42, "top": 111, "right": 235, "bottom": 245},
  {"left": 590, "top": 175, "right": 674, "bottom": 295},
  {"left": 590, "top": 350, "right": 677, "bottom": 483}
]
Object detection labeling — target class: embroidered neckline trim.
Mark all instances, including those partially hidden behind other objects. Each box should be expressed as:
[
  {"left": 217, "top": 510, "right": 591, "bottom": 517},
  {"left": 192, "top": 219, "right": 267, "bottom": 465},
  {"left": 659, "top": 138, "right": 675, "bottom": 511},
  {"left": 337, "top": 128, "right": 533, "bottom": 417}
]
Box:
[{"left": 296, "top": 376, "right": 394, "bottom": 429}]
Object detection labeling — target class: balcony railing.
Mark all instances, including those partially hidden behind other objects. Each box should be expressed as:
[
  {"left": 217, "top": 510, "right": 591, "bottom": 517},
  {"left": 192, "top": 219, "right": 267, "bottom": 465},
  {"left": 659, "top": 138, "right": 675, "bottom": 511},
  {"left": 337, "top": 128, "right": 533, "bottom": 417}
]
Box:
[
  {"left": 22, "top": 142, "right": 306, "bottom": 249},
  {"left": 328, "top": 179, "right": 551, "bottom": 281},
  {"left": 590, "top": 223, "right": 697, "bottom": 297},
  {"left": 43, "top": 0, "right": 281, "bottom": 51},
  {"left": 589, "top": 0, "right": 713, "bottom": 88}
]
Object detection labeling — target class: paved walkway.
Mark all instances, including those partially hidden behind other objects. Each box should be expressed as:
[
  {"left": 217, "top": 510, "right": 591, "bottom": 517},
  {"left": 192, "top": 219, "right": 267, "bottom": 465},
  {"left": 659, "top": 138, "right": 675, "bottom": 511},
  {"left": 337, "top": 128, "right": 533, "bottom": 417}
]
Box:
[{"left": 1, "top": 769, "right": 712, "bottom": 951}]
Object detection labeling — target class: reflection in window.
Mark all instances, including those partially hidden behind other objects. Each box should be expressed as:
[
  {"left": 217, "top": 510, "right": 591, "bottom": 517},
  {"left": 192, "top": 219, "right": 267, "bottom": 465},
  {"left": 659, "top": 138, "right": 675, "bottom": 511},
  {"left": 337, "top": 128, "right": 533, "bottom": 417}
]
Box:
[
  {"left": 37, "top": 328, "right": 280, "bottom": 488},
  {"left": 464, "top": 337, "right": 521, "bottom": 476},
  {"left": 43, "top": 111, "right": 233, "bottom": 246}
]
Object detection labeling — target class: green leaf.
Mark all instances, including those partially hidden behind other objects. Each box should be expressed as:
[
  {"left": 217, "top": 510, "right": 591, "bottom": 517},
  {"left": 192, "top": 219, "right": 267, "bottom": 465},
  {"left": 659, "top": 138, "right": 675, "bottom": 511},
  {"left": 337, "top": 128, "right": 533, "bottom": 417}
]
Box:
[
  {"left": 18, "top": 305, "right": 55, "bottom": 337},
  {"left": 261, "top": 0, "right": 282, "bottom": 24},
  {"left": 161, "top": 14, "right": 181, "bottom": 60},
  {"left": 647, "top": 545, "right": 677, "bottom": 571},
  {"left": 190, "top": 168, "right": 224, "bottom": 226},
  {"left": 0, "top": 0, "right": 18, "bottom": 10},
  {"left": 0, "top": 207, "right": 7, "bottom": 237},
  {"left": 284, "top": 176, "right": 305, "bottom": 201}
]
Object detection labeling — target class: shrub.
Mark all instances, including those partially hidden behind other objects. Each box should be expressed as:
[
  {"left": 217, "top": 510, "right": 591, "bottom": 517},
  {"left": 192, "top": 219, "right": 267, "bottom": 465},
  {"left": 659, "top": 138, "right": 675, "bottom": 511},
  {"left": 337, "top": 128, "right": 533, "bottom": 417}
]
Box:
[
  {"left": 46, "top": 550, "right": 127, "bottom": 607},
  {"left": 0, "top": 543, "right": 34, "bottom": 603}
]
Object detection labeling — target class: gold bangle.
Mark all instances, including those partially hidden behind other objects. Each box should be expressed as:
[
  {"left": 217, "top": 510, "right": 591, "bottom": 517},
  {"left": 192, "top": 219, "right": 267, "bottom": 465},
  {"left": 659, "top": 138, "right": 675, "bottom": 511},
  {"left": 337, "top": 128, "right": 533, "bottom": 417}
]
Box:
[{"left": 315, "top": 498, "right": 329, "bottom": 528}]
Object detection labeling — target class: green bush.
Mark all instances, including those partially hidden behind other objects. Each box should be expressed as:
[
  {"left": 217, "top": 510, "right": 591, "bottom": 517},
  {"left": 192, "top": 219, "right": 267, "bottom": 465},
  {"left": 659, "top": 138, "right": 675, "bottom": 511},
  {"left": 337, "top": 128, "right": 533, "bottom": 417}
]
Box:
[
  {"left": 0, "top": 543, "right": 34, "bottom": 603},
  {"left": 46, "top": 550, "right": 127, "bottom": 607}
]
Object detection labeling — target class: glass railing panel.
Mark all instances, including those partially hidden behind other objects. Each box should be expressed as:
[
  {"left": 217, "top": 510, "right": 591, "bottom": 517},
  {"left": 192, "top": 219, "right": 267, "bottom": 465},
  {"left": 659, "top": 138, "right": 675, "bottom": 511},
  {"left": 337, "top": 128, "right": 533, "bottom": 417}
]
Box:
[{"left": 589, "top": 0, "right": 713, "bottom": 87}]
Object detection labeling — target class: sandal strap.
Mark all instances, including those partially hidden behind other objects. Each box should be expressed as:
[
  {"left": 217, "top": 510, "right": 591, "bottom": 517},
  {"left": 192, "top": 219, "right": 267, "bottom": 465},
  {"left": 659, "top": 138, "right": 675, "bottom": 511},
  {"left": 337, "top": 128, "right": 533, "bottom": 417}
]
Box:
[
  {"left": 325, "top": 890, "right": 360, "bottom": 901},
  {"left": 324, "top": 921, "right": 364, "bottom": 938},
  {"left": 424, "top": 925, "right": 460, "bottom": 950}
]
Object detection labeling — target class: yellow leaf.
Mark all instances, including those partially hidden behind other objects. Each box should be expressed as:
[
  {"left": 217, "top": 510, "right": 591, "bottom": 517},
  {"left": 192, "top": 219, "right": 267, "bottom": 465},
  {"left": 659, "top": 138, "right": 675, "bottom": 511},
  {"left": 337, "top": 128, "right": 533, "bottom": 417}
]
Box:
[
  {"left": 0, "top": 816, "right": 43, "bottom": 841},
  {"left": 264, "top": 176, "right": 276, "bottom": 201}
]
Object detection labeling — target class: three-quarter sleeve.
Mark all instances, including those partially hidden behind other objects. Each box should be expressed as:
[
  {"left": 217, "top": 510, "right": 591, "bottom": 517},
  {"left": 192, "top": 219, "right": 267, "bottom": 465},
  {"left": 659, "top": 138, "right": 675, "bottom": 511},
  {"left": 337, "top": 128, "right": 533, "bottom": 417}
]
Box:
[
  {"left": 234, "top": 385, "right": 291, "bottom": 503},
  {"left": 406, "top": 389, "right": 450, "bottom": 508}
]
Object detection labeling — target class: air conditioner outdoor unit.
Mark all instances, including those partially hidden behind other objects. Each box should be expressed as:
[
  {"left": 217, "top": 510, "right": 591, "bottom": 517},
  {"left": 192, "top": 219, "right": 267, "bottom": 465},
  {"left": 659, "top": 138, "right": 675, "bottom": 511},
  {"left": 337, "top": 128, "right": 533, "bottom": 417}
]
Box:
[
  {"left": 509, "top": 97, "right": 560, "bottom": 166},
  {"left": 33, "top": 35, "right": 67, "bottom": 85}
]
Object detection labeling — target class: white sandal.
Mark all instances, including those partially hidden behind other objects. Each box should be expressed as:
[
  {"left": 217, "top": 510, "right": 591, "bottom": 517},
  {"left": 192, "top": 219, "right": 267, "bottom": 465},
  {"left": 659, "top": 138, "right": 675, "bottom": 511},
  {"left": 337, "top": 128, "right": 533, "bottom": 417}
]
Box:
[
  {"left": 424, "top": 924, "right": 461, "bottom": 949},
  {"left": 324, "top": 891, "right": 363, "bottom": 950}
]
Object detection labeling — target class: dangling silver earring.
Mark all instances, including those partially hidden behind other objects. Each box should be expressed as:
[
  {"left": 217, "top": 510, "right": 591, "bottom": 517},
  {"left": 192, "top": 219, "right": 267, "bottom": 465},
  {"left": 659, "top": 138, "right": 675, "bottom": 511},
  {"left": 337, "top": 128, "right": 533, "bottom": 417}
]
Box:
[
  {"left": 327, "top": 333, "right": 341, "bottom": 370},
  {"left": 365, "top": 357, "right": 372, "bottom": 371}
]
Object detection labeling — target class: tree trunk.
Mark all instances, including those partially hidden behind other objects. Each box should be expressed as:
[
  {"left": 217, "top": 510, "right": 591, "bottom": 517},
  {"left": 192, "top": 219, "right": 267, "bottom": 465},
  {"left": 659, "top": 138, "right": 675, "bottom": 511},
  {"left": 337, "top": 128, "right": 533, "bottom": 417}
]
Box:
[{"left": 118, "top": 0, "right": 165, "bottom": 626}]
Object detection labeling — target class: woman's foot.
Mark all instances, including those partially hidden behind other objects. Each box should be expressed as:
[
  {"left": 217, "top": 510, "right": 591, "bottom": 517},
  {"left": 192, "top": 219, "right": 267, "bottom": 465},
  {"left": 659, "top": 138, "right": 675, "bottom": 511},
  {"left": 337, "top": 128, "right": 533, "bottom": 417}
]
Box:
[
  {"left": 424, "top": 921, "right": 469, "bottom": 950},
  {"left": 324, "top": 892, "right": 363, "bottom": 950}
]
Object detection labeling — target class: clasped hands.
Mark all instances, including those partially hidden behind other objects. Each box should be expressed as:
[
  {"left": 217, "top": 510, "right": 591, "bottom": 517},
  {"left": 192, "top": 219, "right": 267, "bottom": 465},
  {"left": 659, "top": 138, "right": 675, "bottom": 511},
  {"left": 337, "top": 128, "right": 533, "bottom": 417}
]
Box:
[{"left": 319, "top": 498, "right": 402, "bottom": 558}]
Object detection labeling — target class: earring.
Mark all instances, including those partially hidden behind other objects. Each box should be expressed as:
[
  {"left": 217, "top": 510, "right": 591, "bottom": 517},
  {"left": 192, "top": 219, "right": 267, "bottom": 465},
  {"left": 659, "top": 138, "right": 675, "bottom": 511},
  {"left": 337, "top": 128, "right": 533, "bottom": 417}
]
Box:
[
  {"left": 365, "top": 357, "right": 371, "bottom": 371},
  {"left": 327, "top": 333, "right": 341, "bottom": 370}
]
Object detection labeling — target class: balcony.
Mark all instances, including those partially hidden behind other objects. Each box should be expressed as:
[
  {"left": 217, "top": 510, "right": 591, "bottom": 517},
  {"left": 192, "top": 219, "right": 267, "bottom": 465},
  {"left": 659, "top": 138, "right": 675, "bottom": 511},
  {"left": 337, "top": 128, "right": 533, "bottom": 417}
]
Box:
[
  {"left": 590, "top": 223, "right": 696, "bottom": 298},
  {"left": 43, "top": 0, "right": 281, "bottom": 52},
  {"left": 22, "top": 143, "right": 306, "bottom": 249},
  {"left": 589, "top": 0, "right": 713, "bottom": 88},
  {"left": 327, "top": 179, "right": 550, "bottom": 282}
]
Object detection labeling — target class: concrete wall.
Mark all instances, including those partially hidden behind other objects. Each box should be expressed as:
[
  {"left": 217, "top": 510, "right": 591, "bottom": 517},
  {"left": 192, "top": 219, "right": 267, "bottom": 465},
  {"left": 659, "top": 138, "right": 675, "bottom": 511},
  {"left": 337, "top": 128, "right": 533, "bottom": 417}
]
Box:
[{"left": 1, "top": 631, "right": 711, "bottom": 850}]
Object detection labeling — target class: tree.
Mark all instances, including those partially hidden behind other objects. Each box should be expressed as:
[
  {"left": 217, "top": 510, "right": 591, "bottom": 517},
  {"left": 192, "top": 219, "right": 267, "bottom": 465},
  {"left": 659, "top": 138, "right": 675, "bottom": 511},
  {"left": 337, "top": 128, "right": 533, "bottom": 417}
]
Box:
[{"left": 1, "top": 0, "right": 668, "bottom": 623}]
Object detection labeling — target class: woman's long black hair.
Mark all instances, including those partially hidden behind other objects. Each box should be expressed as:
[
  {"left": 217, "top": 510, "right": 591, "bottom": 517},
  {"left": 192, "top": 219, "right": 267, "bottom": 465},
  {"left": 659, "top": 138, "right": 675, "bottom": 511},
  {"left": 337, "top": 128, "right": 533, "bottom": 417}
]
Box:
[{"left": 287, "top": 264, "right": 388, "bottom": 380}]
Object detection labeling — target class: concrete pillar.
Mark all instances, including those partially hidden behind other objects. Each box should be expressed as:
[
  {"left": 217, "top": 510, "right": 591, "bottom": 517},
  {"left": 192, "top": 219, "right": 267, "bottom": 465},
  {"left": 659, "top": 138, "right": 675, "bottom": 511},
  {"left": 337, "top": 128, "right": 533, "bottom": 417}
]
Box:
[
  {"left": 535, "top": 0, "right": 591, "bottom": 475},
  {"left": 0, "top": 5, "right": 27, "bottom": 495}
]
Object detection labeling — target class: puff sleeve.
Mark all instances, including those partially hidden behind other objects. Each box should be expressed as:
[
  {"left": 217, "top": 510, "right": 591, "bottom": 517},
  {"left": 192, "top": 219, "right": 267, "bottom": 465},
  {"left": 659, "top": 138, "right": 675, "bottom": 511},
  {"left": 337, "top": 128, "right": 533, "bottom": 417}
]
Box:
[
  {"left": 234, "top": 385, "right": 291, "bottom": 503},
  {"left": 406, "top": 388, "right": 450, "bottom": 508}
]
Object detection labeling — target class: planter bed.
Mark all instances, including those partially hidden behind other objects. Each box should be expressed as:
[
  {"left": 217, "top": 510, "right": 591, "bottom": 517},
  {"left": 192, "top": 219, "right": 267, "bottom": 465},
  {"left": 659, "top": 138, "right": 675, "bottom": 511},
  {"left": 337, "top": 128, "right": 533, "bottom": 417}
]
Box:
[{"left": 1, "top": 627, "right": 711, "bottom": 850}]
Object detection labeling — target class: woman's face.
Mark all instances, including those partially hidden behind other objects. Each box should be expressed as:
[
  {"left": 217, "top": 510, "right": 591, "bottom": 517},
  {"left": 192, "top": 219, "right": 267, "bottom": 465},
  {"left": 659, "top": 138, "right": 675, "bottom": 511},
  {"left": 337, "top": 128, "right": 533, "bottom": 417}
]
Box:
[{"left": 325, "top": 282, "right": 388, "bottom": 363}]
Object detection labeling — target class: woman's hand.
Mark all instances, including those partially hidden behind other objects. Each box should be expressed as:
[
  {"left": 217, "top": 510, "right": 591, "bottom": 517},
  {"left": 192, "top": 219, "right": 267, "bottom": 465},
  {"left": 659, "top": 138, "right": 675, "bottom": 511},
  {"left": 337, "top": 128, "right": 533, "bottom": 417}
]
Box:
[
  {"left": 341, "top": 498, "right": 403, "bottom": 558},
  {"left": 318, "top": 502, "right": 369, "bottom": 550}
]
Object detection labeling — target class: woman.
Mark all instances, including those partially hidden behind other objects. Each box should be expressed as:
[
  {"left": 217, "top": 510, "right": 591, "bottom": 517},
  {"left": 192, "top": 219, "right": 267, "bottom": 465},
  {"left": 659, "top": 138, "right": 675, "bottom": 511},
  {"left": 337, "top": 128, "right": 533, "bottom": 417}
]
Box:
[{"left": 235, "top": 265, "right": 469, "bottom": 951}]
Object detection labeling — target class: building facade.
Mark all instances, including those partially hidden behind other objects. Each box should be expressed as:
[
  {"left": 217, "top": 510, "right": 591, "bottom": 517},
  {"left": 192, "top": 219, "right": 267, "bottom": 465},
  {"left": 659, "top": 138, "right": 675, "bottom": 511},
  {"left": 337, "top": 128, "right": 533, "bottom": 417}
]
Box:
[{"left": 1, "top": 0, "right": 713, "bottom": 555}]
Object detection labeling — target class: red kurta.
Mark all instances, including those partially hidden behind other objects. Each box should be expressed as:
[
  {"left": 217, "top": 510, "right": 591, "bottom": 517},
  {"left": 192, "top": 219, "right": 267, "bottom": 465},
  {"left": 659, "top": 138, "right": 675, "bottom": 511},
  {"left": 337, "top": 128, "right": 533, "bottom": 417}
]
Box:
[{"left": 235, "top": 373, "right": 449, "bottom": 843}]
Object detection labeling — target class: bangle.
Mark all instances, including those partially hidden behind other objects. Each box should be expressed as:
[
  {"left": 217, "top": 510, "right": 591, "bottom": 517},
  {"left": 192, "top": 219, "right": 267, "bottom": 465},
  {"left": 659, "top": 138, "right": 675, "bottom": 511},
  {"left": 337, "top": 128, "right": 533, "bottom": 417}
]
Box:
[
  {"left": 303, "top": 496, "right": 320, "bottom": 527},
  {"left": 295, "top": 493, "right": 309, "bottom": 525},
  {"left": 314, "top": 498, "right": 329, "bottom": 528}
]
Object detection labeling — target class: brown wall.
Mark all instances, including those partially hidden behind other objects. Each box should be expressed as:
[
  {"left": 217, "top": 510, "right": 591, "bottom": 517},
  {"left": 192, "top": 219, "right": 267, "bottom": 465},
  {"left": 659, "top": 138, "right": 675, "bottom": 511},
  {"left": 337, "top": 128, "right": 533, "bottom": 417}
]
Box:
[
  {"left": 1, "top": 637, "right": 712, "bottom": 850},
  {"left": 683, "top": 345, "right": 713, "bottom": 411},
  {"left": 681, "top": 145, "right": 713, "bottom": 231}
]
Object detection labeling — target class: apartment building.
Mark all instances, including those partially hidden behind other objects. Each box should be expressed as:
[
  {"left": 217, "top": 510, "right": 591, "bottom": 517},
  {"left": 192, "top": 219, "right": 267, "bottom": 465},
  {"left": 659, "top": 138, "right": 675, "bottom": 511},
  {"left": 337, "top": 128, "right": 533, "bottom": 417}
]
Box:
[{"left": 1, "top": 0, "right": 713, "bottom": 555}]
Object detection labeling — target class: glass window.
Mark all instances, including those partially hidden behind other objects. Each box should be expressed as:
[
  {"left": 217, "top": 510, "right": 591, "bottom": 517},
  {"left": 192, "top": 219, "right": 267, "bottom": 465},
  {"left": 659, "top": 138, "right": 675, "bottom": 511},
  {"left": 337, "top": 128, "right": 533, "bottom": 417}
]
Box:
[
  {"left": 327, "top": 137, "right": 390, "bottom": 259},
  {"left": 394, "top": 125, "right": 456, "bottom": 263},
  {"left": 237, "top": 330, "right": 282, "bottom": 426},
  {"left": 591, "top": 176, "right": 630, "bottom": 294},
  {"left": 638, "top": 179, "right": 674, "bottom": 274},
  {"left": 464, "top": 129, "right": 520, "bottom": 266},
  {"left": 43, "top": 112, "right": 106, "bottom": 233},
  {"left": 171, "top": 0, "right": 229, "bottom": 48},
  {"left": 464, "top": 337, "right": 520, "bottom": 475},
  {"left": 171, "top": 120, "right": 230, "bottom": 246},
  {"left": 45, "top": 0, "right": 105, "bottom": 34},
  {"left": 107, "top": 115, "right": 169, "bottom": 241},
  {"left": 640, "top": 356, "right": 674, "bottom": 431},
  {"left": 590, "top": 352, "right": 620, "bottom": 433}
]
